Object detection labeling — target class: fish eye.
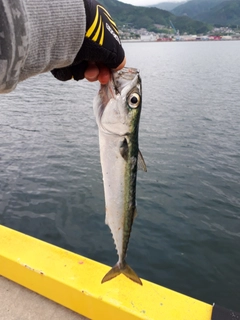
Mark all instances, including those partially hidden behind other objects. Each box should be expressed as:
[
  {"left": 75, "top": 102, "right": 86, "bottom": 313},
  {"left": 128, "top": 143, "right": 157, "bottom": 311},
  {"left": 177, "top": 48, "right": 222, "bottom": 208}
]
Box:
[{"left": 128, "top": 93, "right": 141, "bottom": 109}]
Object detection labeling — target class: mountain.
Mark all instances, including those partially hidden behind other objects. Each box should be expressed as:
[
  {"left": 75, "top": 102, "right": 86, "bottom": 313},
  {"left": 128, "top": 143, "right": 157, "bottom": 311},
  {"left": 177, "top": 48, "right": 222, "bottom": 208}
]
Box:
[
  {"left": 196, "top": 0, "right": 240, "bottom": 26},
  {"left": 149, "top": 2, "right": 187, "bottom": 11},
  {"left": 98, "top": 0, "right": 211, "bottom": 34},
  {"left": 171, "top": 0, "right": 240, "bottom": 26},
  {"left": 171, "top": 0, "right": 224, "bottom": 17}
]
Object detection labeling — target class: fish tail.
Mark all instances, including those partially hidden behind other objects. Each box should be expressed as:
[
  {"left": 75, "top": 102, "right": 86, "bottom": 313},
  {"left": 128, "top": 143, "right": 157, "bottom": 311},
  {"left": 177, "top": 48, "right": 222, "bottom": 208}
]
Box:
[{"left": 101, "top": 261, "right": 142, "bottom": 285}]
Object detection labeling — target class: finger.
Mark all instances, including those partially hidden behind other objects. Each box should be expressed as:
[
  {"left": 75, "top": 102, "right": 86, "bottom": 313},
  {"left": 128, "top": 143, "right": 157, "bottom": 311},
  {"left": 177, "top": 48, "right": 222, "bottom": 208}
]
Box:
[
  {"left": 98, "top": 65, "right": 111, "bottom": 85},
  {"left": 84, "top": 63, "right": 99, "bottom": 82}
]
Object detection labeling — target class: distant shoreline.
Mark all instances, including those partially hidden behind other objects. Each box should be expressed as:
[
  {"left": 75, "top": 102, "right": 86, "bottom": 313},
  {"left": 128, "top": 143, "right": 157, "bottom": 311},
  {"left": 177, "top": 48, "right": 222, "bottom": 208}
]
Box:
[{"left": 121, "top": 39, "right": 240, "bottom": 43}]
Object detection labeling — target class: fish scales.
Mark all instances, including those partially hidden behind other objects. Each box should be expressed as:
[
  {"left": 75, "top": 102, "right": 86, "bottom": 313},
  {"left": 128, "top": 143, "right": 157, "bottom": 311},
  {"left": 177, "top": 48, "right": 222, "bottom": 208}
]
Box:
[{"left": 93, "top": 67, "right": 146, "bottom": 285}]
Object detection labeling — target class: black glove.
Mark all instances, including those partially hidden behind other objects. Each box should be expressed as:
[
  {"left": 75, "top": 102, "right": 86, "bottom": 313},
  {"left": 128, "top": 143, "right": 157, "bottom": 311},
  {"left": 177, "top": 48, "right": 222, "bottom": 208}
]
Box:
[{"left": 51, "top": 0, "right": 125, "bottom": 81}]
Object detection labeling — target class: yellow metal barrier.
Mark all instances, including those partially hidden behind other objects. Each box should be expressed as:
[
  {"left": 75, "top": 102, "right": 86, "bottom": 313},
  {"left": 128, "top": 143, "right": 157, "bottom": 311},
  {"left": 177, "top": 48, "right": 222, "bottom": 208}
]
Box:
[{"left": 0, "top": 225, "right": 212, "bottom": 319}]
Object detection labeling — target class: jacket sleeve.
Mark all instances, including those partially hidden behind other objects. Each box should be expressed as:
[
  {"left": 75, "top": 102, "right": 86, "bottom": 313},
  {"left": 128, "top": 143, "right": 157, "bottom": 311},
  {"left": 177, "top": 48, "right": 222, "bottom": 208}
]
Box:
[{"left": 0, "top": 0, "right": 86, "bottom": 93}]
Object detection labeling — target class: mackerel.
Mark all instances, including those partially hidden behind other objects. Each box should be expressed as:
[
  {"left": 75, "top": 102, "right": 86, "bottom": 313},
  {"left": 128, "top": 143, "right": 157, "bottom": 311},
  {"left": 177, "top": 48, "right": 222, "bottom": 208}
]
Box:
[{"left": 94, "top": 67, "right": 146, "bottom": 285}]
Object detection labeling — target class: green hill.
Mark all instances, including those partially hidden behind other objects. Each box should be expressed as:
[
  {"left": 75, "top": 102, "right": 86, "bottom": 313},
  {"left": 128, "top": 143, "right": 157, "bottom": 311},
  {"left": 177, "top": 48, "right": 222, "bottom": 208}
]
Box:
[
  {"left": 149, "top": 2, "right": 186, "bottom": 11},
  {"left": 98, "top": 0, "right": 211, "bottom": 34},
  {"left": 171, "top": 0, "right": 240, "bottom": 26},
  {"left": 171, "top": 0, "right": 224, "bottom": 17},
  {"left": 196, "top": 0, "right": 240, "bottom": 26}
]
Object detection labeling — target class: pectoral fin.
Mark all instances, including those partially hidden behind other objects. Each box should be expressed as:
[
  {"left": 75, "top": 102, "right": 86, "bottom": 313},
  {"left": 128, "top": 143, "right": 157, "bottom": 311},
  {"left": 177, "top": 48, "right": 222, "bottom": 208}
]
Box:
[
  {"left": 138, "top": 150, "right": 147, "bottom": 172},
  {"left": 119, "top": 138, "right": 128, "bottom": 161}
]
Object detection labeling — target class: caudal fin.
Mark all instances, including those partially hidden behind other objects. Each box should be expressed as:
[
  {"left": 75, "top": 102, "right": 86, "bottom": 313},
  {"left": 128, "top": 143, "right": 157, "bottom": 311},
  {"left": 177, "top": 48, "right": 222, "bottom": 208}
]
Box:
[{"left": 101, "top": 262, "right": 142, "bottom": 285}]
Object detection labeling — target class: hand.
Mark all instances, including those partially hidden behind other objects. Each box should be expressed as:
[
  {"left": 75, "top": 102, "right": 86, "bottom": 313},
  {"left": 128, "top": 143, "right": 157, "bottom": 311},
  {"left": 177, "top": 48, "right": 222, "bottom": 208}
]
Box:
[
  {"left": 51, "top": 0, "right": 126, "bottom": 84},
  {"left": 84, "top": 59, "right": 126, "bottom": 84}
]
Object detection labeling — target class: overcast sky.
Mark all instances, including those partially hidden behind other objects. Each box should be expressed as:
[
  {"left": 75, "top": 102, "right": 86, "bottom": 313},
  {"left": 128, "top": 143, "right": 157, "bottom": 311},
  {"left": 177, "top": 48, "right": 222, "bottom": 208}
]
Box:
[{"left": 119, "top": 0, "right": 183, "bottom": 6}]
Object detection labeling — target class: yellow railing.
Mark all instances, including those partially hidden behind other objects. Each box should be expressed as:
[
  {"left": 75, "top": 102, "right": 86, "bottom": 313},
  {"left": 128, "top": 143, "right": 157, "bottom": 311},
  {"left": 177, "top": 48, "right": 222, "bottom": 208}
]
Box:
[{"left": 0, "top": 225, "right": 212, "bottom": 320}]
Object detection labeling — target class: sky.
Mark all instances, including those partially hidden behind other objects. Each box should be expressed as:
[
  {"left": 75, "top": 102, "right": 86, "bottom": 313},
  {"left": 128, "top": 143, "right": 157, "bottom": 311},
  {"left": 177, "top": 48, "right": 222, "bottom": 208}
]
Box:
[{"left": 119, "top": 0, "right": 183, "bottom": 6}]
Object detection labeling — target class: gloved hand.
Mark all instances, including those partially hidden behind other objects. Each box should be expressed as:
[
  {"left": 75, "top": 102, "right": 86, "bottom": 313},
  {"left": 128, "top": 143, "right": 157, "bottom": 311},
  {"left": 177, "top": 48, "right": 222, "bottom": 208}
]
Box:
[{"left": 51, "top": 0, "right": 125, "bottom": 83}]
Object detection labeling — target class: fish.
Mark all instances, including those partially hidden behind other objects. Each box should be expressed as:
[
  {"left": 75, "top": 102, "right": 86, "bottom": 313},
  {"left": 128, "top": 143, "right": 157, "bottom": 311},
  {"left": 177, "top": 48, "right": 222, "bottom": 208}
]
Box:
[{"left": 93, "top": 67, "right": 147, "bottom": 285}]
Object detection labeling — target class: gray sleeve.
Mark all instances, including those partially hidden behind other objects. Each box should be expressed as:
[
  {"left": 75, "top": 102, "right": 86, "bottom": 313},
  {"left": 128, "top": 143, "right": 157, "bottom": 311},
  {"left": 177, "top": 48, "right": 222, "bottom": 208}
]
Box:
[{"left": 0, "top": 0, "right": 86, "bottom": 93}]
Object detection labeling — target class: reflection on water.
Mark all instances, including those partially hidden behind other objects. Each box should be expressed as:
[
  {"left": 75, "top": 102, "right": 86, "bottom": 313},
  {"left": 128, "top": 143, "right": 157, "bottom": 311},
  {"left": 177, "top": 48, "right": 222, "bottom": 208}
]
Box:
[{"left": 0, "top": 41, "right": 240, "bottom": 311}]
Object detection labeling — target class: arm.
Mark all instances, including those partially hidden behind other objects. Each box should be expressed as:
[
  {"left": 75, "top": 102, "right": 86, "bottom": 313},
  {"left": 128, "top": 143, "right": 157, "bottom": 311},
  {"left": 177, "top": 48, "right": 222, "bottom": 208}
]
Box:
[
  {"left": 0, "top": 0, "right": 86, "bottom": 93},
  {"left": 0, "top": 0, "right": 125, "bottom": 94}
]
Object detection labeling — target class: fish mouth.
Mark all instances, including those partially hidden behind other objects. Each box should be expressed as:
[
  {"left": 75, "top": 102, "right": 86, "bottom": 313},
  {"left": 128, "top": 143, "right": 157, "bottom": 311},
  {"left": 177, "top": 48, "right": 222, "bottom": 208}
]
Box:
[
  {"left": 112, "top": 67, "right": 140, "bottom": 93},
  {"left": 100, "top": 67, "right": 140, "bottom": 106},
  {"left": 114, "top": 67, "right": 140, "bottom": 81}
]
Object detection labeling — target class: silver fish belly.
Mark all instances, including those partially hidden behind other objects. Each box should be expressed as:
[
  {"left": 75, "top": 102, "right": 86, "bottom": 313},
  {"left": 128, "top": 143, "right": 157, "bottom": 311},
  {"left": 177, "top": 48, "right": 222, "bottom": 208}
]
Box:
[{"left": 94, "top": 67, "right": 146, "bottom": 285}]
